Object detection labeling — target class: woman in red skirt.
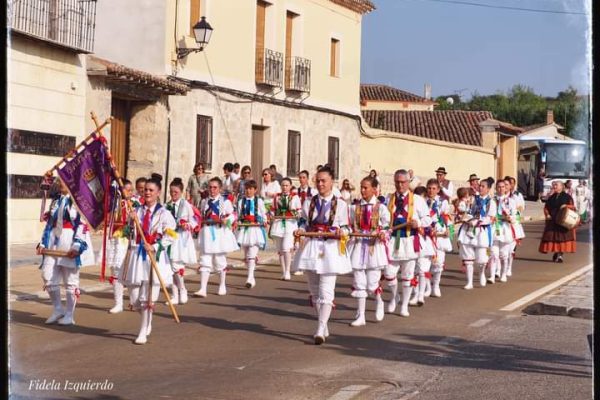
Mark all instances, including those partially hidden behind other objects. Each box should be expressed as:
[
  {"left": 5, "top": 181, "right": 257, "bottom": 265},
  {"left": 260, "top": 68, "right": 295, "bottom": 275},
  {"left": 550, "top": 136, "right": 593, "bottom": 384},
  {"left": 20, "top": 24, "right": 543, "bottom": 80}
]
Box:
[{"left": 539, "top": 181, "right": 577, "bottom": 263}]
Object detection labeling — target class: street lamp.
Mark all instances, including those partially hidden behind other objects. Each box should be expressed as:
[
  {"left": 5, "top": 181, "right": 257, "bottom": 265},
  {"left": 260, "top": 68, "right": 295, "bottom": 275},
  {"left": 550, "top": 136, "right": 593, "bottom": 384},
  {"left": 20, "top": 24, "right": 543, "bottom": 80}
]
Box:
[{"left": 176, "top": 16, "right": 213, "bottom": 59}]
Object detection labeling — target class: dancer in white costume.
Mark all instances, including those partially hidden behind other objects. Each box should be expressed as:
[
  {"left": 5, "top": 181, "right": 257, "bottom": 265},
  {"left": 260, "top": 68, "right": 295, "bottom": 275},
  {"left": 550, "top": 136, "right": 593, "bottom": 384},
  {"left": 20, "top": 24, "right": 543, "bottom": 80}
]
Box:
[
  {"left": 575, "top": 180, "right": 591, "bottom": 223},
  {"left": 236, "top": 180, "right": 268, "bottom": 289},
  {"left": 384, "top": 170, "right": 432, "bottom": 317},
  {"left": 121, "top": 174, "right": 177, "bottom": 345},
  {"left": 270, "top": 178, "right": 302, "bottom": 281},
  {"left": 348, "top": 176, "right": 390, "bottom": 326},
  {"left": 292, "top": 166, "right": 352, "bottom": 344},
  {"left": 102, "top": 179, "right": 134, "bottom": 314},
  {"left": 424, "top": 179, "right": 453, "bottom": 298},
  {"left": 165, "top": 178, "right": 198, "bottom": 305},
  {"left": 195, "top": 177, "right": 239, "bottom": 297},
  {"left": 457, "top": 178, "right": 497, "bottom": 290},
  {"left": 506, "top": 176, "right": 526, "bottom": 277},
  {"left": 489, "top": 179, "right": 517, "bottom": 284},
  {"left": 37, "top": 177, "right": 95, "bottom": 326}
]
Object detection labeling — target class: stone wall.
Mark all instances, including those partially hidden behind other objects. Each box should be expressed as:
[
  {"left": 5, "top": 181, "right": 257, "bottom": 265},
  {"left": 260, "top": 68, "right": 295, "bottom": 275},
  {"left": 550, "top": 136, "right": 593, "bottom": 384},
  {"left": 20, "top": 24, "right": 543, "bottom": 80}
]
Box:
[{"left": 167, "top": 89, "right": 362, "bottom": 190}]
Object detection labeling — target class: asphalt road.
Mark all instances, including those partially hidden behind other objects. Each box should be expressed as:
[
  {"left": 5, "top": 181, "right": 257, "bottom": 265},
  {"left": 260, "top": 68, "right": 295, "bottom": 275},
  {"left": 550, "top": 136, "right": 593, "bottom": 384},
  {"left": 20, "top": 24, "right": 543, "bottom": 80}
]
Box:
[{"left": 9, "top": 222, "right": 593, "bottom": 400}]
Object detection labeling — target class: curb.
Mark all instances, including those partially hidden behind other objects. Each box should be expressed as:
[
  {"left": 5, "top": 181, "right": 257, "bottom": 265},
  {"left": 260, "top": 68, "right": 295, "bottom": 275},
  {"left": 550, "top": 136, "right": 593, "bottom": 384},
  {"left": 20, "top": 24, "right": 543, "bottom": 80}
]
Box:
[
  {"left": 9, "top": 254, "right": 280, "bottom": 303},
  {"left": 522, "top": 302, "right": 593, "bottom": 320}
]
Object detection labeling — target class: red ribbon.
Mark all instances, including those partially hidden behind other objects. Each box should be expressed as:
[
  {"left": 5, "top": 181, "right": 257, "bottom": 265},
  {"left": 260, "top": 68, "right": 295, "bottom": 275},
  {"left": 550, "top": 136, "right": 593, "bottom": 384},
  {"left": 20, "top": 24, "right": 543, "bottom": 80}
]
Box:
[
  {"left": 108, "top": 275, "right": 117, "bottom": 285},
  {"left": 424, "top": 272, "right": 432, "bottom": 279},
  {"left": 410, "top": 277, "right": 418, "bottom": 287},
  {"left": 178, "top": 268, "right": 185, "bottom": 277}
]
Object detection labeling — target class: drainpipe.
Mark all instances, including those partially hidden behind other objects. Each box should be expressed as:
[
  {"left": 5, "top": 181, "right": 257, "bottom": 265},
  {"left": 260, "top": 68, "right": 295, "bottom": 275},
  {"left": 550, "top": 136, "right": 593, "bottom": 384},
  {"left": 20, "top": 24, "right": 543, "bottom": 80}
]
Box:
[{"left": 164, "top": 97, "right": 172, "bottom": 203}]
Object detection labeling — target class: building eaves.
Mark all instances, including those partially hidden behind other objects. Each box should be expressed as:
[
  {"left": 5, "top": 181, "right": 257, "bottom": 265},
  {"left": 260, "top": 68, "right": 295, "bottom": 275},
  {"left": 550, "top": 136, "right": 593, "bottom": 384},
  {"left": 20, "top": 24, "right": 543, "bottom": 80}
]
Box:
[
  {"left": 87, "top": 56, "right": 189, "bottom": 98},
  {"left": 360, "top": 84, "right": 436, "bottom": 104},
  {"left": 329, "top": 0, "right": 376, "bottom": 14}
]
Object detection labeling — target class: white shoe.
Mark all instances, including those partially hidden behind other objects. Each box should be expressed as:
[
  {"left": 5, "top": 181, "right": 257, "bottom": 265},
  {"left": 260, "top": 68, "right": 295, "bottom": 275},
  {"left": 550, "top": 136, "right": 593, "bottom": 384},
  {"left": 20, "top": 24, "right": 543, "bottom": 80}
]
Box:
[
  {"left": 245, "top": 279, "right": 256, "bottom": 289},
  {"left": 284, "top": 272, "right": 291, "bottom": 281},
  {"left": 167, "top": 298, "right": 179, "bottom": 305},
  {"left": 464, "top": 283, "right": 474, "bottom": 290},
  {"left": 409, "top": 293, "right": 419, "bottom": 306},
  {"left": 179, "top": 290, "right": 188, "bottom": 304},
  {"left": 479, "top": 273, "right": 487, "bottom": 287},
  {"left": 218, "top": 285, "right": 227, "bottom": 296},
  {"left": 375, "top": 298, "right": 385, "bottom": 322},
  {"left": 399, "top": 307, "right": 410, "bottom": 317},
  {"left": 431, "top": 285, "right": 442, "bottom": 298},
  {"left": 57, "top": 314, "right": 75, "bottom": 326},
  {"left": 45, "top": 311, "right": 65, "bottom": 324},
  {"left": 194, "top": 289, "right": 207, "bottom": 298},
  {"left": 134, "top": 335, "right": 147, "bottom": 345},
  {"left": 109, "top": 304, "right": 123, "bottom": 314},
  {"left": 423, "top": 281, "right": 432, "bottom": 297},
  {"left": 350, "top": 315, "right": 366, "bottom": 327},
  {"left": 487, "top": 277, "right": 495, "bottom": 284},
  {"left": 500, "top": 275, "right": 507, "bottom": 283},
  {"left": 506, "top": 270, "right": 512, "bottom": 277},
  {"left": 293, "top": 270, "right": 304, "bottom": 276}
]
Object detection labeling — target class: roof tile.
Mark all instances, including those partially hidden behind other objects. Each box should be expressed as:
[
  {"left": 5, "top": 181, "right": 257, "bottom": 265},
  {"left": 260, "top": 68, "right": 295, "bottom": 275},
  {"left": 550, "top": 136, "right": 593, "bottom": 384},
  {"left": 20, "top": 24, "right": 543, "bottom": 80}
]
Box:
[
  {"left": 362, "top": 110, "right": 495, "bottom": 146},
  {"left": 360, "top": 84, "right": 432, "bottom": 103}
]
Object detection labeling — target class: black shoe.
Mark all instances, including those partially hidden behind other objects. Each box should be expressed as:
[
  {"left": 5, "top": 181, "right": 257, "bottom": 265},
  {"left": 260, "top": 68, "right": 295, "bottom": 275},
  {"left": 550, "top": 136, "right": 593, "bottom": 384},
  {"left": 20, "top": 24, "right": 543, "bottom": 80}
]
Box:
[
  {"left": 314, "top": 336, "right": 325, "bottom": 345},
  {"left": 552, "top": 253, "right": 559, "bottom": 262},
  {"left": 557, "top": 256, "right": 564, "bottom": 263}
]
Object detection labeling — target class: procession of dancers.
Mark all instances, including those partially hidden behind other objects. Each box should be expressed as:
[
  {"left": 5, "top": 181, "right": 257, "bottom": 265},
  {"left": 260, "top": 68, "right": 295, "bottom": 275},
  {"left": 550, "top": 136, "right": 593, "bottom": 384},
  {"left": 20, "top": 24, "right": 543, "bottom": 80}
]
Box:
[{"left": 37, "top": 164, "right": 530, "bottom": 345}]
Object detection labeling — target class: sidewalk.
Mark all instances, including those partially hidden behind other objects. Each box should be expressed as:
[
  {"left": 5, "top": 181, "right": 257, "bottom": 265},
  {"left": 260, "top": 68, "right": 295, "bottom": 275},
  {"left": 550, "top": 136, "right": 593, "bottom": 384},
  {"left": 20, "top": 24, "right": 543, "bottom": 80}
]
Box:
[
  {"left": 8, "top": 234, "right": 280, "bottom": 303},
  {"left": 523, "top": 270, "right": 593, "bottom": 320}
]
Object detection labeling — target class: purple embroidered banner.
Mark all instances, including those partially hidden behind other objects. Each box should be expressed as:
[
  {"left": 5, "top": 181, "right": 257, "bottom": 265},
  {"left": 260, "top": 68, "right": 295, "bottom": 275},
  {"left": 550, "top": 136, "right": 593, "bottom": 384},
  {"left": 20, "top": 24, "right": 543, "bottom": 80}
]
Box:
[{"left": 56, "top": 136, "right": 115, "bottom": 230}]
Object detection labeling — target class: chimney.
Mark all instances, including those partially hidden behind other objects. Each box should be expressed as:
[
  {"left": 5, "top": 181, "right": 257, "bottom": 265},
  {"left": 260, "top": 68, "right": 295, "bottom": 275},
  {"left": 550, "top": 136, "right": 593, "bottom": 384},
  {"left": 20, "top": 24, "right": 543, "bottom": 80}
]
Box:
[
  {"left": 546, "top": 109, "right": 554, "bottom": 125},
  {"left": 424, "top": 83, "right": 431, "bottom": 100}
]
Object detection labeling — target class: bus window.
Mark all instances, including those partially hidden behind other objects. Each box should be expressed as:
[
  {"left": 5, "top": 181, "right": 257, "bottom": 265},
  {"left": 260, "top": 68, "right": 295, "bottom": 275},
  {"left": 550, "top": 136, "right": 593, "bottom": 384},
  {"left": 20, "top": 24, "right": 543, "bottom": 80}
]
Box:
[{"left": 544, "top": 143, "right": 588, "bottom": 179}]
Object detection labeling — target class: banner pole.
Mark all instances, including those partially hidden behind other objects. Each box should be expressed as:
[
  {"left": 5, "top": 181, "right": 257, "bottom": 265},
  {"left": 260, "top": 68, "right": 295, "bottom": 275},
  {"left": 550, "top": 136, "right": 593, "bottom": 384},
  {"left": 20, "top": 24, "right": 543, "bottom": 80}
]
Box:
[{"left": 90, "top": 112, "right": 180, "bottom": 323}]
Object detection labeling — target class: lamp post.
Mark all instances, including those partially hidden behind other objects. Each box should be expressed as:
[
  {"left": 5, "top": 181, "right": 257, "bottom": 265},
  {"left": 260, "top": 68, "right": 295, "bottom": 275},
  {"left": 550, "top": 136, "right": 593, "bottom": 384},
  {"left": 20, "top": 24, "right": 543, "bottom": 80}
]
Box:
[{"left": 177, "top": 16, "right": 213, "bottom": 59}]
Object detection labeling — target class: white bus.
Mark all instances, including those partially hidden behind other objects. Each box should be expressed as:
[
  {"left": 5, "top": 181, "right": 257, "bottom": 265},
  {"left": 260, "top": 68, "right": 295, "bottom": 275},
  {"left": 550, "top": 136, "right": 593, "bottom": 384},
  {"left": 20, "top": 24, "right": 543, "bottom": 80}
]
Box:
[{"left": 518, "top": 138, "right": 589, "bottom": 201}]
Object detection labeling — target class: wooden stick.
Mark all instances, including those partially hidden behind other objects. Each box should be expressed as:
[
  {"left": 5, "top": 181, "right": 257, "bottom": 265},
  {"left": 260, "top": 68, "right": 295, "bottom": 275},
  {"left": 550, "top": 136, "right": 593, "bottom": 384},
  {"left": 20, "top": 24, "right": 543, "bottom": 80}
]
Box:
[
  {"left": 390, "top": 222, "right": 409, "bottom": 231},
  {"left": 294, "top": 231, "right": 339, "bottom": 239},
  {"left": 91, "top": 112, "right": 180, "bottom": 323},
  {"left": 348, "top": 232, "right": 381, "bottom": 239},
  {"left": 237, "top": 222, "right": 263, "bottom": 227},
  {"left": 40, "top": 249, "right": 71, "bottom": 257},
  {"left": 272, "top": 215, "right": 298, "bottom": 220}
]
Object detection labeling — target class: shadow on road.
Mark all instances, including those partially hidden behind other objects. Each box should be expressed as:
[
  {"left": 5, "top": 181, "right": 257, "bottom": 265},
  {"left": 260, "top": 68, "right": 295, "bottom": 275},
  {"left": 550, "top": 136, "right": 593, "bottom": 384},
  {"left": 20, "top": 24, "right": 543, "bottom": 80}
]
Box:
[{"left": 325, "top": 332, "right": 591, "bottom": 379}]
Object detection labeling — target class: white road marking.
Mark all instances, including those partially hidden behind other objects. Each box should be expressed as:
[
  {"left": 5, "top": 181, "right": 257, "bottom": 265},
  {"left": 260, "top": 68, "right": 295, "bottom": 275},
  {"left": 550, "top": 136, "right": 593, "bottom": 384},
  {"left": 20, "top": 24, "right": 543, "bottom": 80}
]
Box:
[
  {"left": 500, "top": 263, "right": 593, "bottom": 312},
  {"left": 326, "top": 385, "right": 371, "bottom": 400},
  {"left": 469, "top": 318, "right": 493, "bottom": 328}
]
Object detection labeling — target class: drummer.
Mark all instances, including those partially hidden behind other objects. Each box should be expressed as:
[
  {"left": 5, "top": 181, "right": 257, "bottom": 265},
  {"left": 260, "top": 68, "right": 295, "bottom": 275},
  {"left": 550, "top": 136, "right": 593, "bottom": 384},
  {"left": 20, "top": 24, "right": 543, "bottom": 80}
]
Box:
[{"left": 539, "top": 181, "right": 577, "bottom": 263}]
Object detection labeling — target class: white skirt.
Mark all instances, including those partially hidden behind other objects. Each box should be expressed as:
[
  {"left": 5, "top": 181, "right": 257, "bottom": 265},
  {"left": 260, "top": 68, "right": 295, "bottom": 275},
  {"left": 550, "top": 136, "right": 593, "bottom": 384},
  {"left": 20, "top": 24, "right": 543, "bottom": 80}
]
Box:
[
  {"left": 121, "top": 244, "right": 173, "bottom": 287},
  {"left": 418, "top": 235, "right": 436, "bottom": 257},
  {"left": 493, "top": 223, "right": 516, "bottom": 244},
  {"left": 387, "top": 235, "right": 419, "bottom": 261},
  {"left": 98, "top": 236, "right": 128, "bottom": 270},
  {"left": 512, "top": 222, "right": 525, "bottom": 240},
  {"left": 198, "top": 225, "right": 240, "bottom": 254},
  {"left": 236, "top": 226, "right": 266, "bottom": 247},
  {"left": 270, "top": 219, "right": 298, "bottom": 238},
  {"left": 41, "top": 228, "right": 95, "bottom": 269},
  {"left": 457, "top": 225, "right": 493, "bottom": 248},
  {"left": 292, "top": 238, "right": 352, "bottom": 275},
  {"left": 435, "top": 236, "right": 453, "bottom": 252},
  {"left": 169, "top": 229, "right": 198, "bottom": 265},
  {"left": 348, "top": 238, "right": 389, "bottom": 270}
]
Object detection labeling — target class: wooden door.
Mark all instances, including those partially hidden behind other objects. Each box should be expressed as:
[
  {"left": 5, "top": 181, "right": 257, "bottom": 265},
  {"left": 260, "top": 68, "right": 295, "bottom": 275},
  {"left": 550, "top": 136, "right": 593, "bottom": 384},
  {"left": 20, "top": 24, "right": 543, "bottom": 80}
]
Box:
[
  {"left": 251, "top": 126, "right": 265, "bottom": 183},
  {"left": 110, "top": 98, "right": 130, "bottom": 177}
]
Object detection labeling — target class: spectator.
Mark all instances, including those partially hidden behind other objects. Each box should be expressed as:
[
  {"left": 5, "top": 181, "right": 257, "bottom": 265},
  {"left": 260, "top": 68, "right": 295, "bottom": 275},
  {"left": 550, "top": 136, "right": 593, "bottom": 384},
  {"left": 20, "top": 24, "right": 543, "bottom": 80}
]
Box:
[
  {"left": 565, "top": 179, "right": 574, "bottom": 197},
  {"left": 269, "top": 164, "right": 284, "bottom": 184},
  {"left": 260, "top": 168, "right": 281, "bottom": 211},
  {"left": 222, "top": 162, "right": 235, "bottom": 196},
  {"left": 408, "top": 169, "right": 421, "bottom": 191},
  {"left": 340, "top": 179, "right": 355, "bottom": 204},
  {"left": 536, "top": 169, "right": 546, "bottom": 201},
  {"left": 186, "top": 162, "right": 209, "bottom": 208},
  {"left": 234, "top": 165, "right": 252, "bottom": 199},
  {"left": 539, "top": 180, "right": 577, "bottom": 263},
  {"left": 468, "top": 174, "right": 480, "bottom": 196},
  {"left": 434, "top": 167, "right": 454, "bottom": 200},
  {"left": 231, "top": 162, "right": 241, "bottom": 182}
]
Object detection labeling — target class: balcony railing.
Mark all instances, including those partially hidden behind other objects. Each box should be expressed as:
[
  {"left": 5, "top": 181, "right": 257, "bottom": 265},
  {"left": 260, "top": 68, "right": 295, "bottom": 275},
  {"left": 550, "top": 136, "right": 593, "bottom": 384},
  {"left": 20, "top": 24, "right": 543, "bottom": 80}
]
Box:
[
  {"left": 9, "top": 0, "right": 97, "bottom": 53},
  {"left": 285, "top": 56, "right": 311, "bottom": 93},
  {"left": 255, "top": 48, "right": 283, "bottom": 88}
]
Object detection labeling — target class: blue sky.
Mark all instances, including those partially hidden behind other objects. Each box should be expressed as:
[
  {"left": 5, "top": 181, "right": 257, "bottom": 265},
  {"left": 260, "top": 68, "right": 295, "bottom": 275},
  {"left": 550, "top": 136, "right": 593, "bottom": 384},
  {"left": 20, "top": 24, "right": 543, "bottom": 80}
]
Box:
[{"left": 360, "top": 0, "right": 591, "bottom": 100}]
